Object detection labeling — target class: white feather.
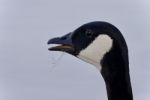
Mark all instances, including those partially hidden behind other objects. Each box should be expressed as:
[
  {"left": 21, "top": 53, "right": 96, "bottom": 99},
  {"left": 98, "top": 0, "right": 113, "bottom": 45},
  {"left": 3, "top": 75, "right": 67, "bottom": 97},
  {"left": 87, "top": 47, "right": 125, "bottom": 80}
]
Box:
[{"left": 77, "top": 35, "right": 113, "bottom": 70}]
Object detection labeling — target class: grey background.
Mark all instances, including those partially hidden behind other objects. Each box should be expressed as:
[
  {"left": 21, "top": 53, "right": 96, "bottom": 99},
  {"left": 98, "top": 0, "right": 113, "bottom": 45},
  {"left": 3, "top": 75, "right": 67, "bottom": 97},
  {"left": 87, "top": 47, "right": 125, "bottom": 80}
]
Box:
[{"left": 0, "top": 0, "right": 150, "bottom": 100}]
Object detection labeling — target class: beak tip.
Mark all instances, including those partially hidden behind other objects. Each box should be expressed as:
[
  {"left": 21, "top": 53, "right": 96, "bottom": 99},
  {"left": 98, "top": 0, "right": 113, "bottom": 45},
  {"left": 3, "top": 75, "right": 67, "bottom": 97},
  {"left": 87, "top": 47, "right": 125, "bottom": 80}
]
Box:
[
  {"left": 47, "top": 37, "right": 60, "bottom": 45},
  {"left": 47, "top": 40, "right": 50, "bottom": 44},
  {"left": 47, "top": 38, "right": 53, "bottom": 44}
]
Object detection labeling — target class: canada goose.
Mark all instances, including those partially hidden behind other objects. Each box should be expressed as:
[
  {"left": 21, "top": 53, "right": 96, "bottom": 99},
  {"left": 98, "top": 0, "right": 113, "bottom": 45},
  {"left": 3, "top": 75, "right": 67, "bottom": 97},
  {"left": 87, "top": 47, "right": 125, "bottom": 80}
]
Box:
[{"left": 47, "top": 21, "right": 133, "bottom": 100}]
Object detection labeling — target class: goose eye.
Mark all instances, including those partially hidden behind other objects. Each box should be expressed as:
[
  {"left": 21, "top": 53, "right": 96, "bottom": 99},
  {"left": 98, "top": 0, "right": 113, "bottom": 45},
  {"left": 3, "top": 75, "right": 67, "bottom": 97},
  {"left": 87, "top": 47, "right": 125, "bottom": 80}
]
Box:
[{"left": 85, "top": 29, "right": 94, "bottom": 38}]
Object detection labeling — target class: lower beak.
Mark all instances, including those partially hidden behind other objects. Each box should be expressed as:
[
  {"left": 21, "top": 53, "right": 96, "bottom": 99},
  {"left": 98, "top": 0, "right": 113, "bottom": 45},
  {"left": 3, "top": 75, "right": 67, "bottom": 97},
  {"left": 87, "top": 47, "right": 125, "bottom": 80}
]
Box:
[{"left": 47, "top": 32, "right": 75, "bottom": 54}]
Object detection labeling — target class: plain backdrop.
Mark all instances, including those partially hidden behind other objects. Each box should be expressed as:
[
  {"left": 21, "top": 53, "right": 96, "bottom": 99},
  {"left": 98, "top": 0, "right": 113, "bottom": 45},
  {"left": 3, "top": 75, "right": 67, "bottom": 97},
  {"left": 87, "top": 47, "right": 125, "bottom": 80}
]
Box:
[{"left": 0, "top": 0, "right": 150, "bottom": 100}]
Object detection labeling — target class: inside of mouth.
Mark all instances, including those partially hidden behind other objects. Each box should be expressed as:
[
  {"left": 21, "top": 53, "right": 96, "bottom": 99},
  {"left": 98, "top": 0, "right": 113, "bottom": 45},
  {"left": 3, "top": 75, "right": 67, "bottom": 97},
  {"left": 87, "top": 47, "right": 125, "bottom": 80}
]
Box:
[
  {"left": 48, "top": 44, "right": 73, "bottom": 50},
  {"left": 48, "top": 44, "right": 62, "bottom": 49}
]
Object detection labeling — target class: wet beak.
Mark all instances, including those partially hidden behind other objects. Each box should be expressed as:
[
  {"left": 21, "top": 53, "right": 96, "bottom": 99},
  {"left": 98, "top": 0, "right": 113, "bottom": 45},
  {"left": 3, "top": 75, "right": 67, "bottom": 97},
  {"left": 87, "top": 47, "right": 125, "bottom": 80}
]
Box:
[{"left": 47, "top": 32, "right": 75, "bottom": 54}]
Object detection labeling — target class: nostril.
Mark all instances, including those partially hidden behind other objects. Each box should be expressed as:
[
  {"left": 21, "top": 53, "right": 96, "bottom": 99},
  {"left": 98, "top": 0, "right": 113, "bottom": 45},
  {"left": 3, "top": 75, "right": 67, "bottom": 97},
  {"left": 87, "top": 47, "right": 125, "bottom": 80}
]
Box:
[{"left": 61, "top": 36, "right": 67, "bottom": 40}]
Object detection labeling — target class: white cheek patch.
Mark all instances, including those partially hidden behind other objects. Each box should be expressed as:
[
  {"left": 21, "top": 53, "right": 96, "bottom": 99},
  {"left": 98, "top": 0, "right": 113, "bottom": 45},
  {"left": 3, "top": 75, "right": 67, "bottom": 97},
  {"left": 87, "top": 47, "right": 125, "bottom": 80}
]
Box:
[{"left": 77, "top": 35, "right": 113, "bottom": 70}]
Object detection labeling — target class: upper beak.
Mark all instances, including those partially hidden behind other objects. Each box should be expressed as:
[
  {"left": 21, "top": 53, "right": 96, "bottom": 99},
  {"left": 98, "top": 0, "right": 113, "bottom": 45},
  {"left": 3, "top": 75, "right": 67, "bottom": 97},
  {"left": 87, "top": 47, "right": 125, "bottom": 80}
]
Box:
[{"left": 47, "top": 32, "right": 75, "bottom": 54}]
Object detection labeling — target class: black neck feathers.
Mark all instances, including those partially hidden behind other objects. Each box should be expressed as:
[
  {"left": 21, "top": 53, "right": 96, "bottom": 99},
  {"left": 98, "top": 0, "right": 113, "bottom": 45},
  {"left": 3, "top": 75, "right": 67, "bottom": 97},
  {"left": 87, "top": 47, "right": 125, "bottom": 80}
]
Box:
[{"left": 100, "top": 40, "right": 133, "bottom": 100}]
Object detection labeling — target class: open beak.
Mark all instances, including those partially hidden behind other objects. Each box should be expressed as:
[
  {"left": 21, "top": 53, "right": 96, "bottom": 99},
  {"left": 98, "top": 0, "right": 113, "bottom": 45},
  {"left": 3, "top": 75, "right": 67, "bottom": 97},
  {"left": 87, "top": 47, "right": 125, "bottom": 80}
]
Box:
[{"left": 47, "top": 32, "right": 75, "bottom": 54}]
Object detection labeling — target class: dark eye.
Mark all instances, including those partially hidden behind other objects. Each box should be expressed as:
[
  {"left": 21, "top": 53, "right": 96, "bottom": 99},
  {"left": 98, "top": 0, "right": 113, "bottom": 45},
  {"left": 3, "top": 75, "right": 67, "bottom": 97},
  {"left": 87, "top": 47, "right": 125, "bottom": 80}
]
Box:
[{"left": 85, "top": 29, "right": 94, "bottom": 38}]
